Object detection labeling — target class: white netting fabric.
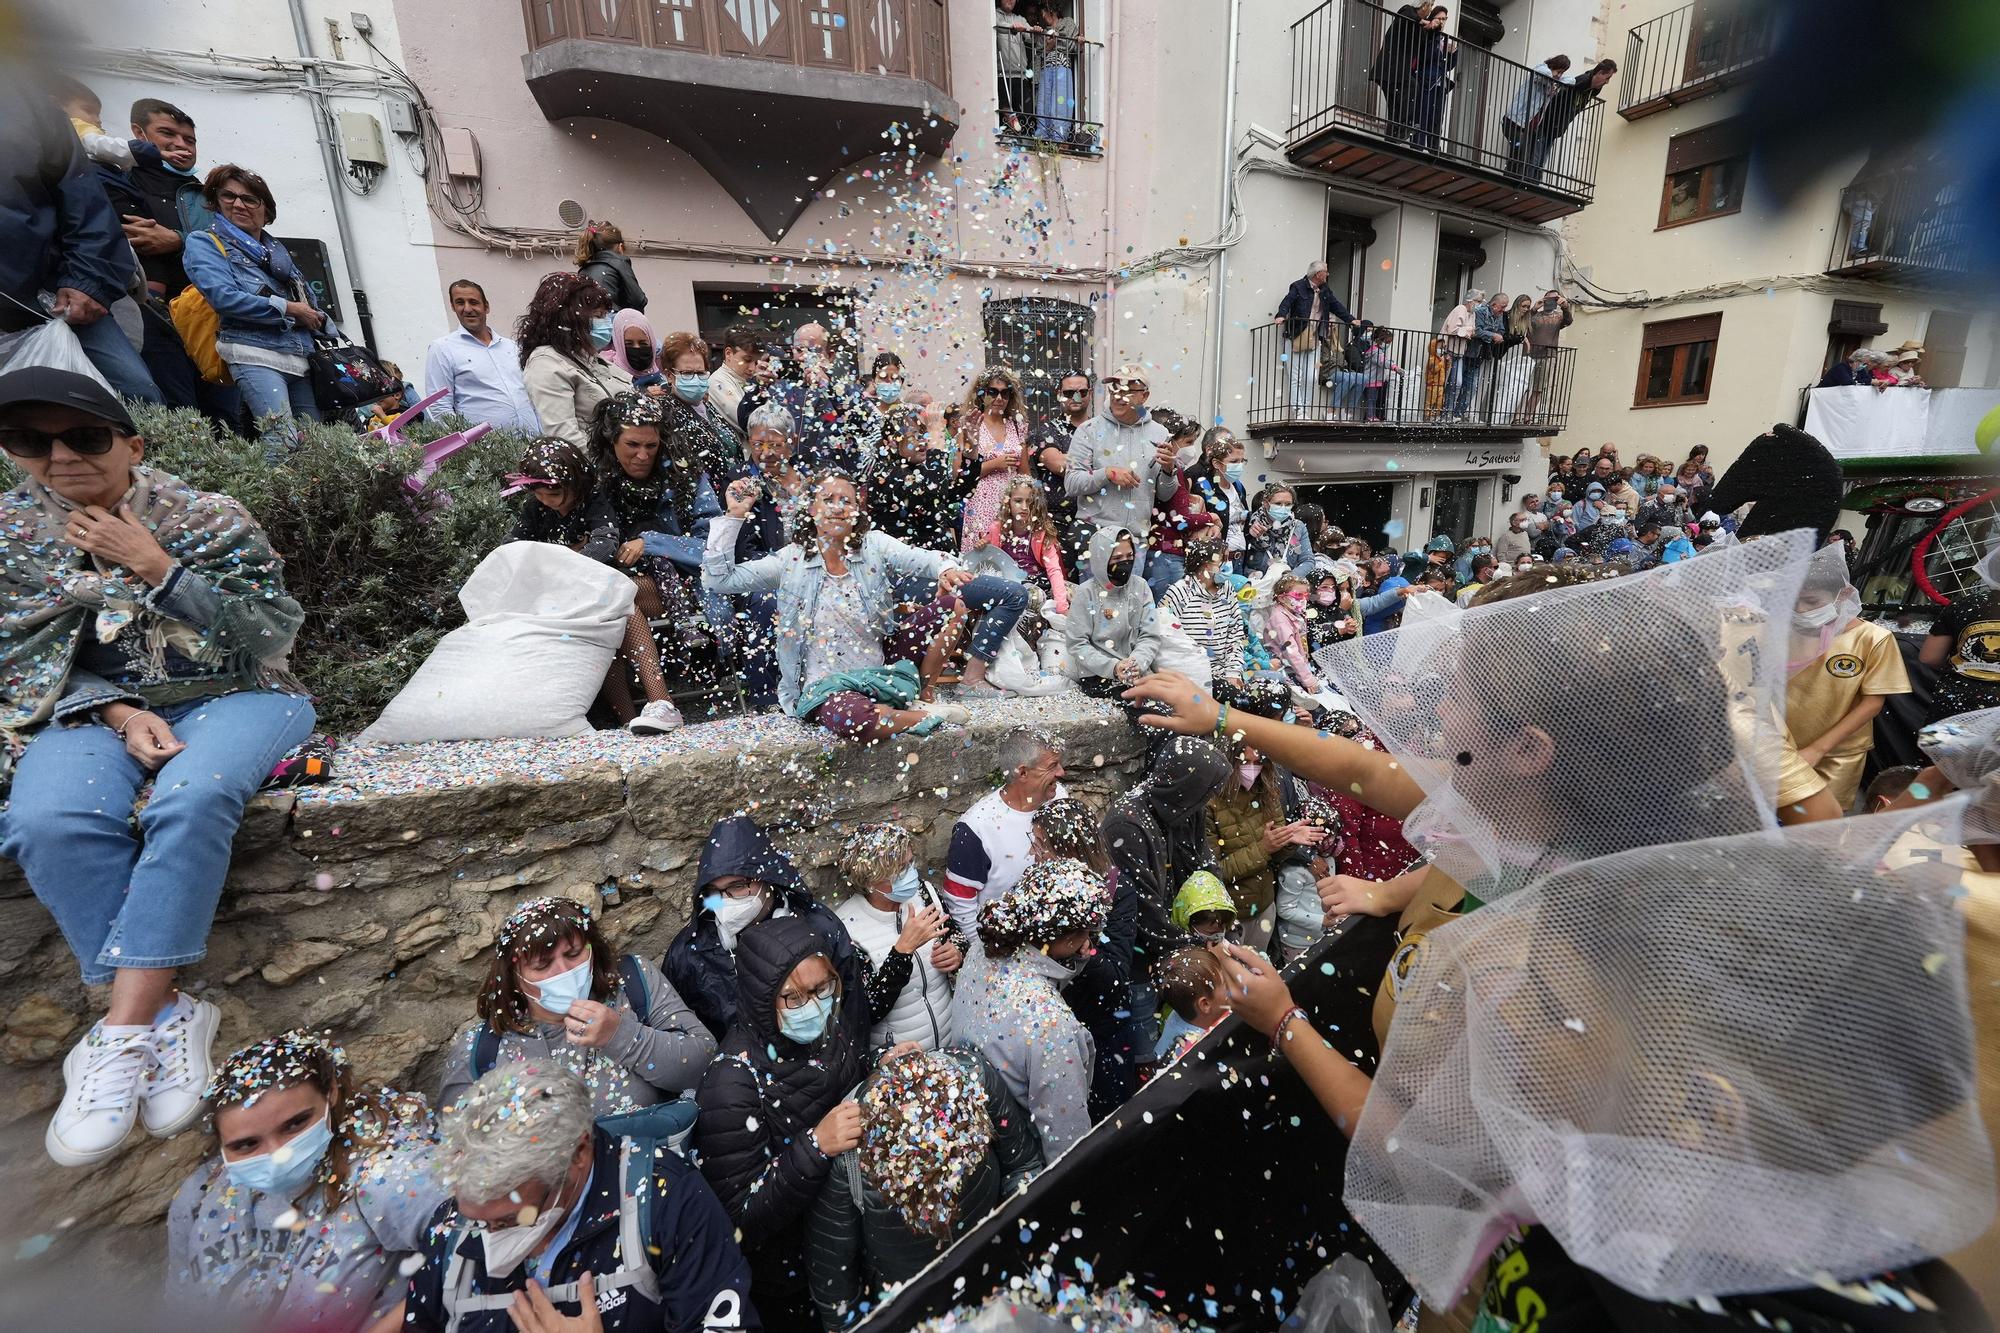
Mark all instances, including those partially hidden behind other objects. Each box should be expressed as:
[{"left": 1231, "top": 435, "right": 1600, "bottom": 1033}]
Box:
[
  {"left": 1784, "top": 542, "right": 1862, "bottom": 673},
  {"left": 1312, "top": 532, "right": 1816, "bottom": 901},
  {"left": 1345, "top": 802, "right": 1995, "bottom": 1305},
  {"left": 1918, "top": 705, "right": 2000, "bottom": 843}
]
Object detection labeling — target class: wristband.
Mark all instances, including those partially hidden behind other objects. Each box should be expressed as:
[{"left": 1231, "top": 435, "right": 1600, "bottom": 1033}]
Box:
[
  {"left": 1214, "top": 701, "right": 1231, "bottom": 744},
  {"left": 1269, "top": 1006, "right": 1309, "bottom": 1054}
]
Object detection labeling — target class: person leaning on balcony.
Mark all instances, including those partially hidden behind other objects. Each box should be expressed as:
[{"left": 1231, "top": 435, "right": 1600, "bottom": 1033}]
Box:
[
  {"left": 1529, "top": 57, "right": 1616, "bottom": 178},
  {"left": 994, "top": 0, "right": 1033, "bottom": 134},
  {"left": 517, "top": 271, "right": 632, "bottom": 450},
  {"left": 1516, "top": 289, "right": 1572, "bottom": 424},
  {"left": 572, "top": 218, "right": 647, "bottom": 313},
  {"left": 1469, "top": 291, "right": 1509, "bottom": 420},
  {"left": 1503, "top": 55, "right": 1571, "bottom": 180},
  {"left": 1277, "top": 260, "right": 1360, "bottom": 412},
  {"left": 1440, "top": 289, "right": 1483, "bottom": 421}
]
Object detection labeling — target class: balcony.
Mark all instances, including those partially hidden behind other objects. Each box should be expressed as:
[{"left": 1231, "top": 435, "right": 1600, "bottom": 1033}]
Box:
[
  {"left": 1286, "top": 0, "right": 1604, "bottom": 225},
  {"left": 993, "top": 23, "right": 1105, "bottom": 156},
  {"left": 1826, "top": 171, "right": 1970, "bottom": 284},
  {"left": 1617, "top": 1, "right": 1775, "bottom": 121},
  {"left": 1244, "top": 320, "right": 1576, "bottom": 438},
  {"left": 521, "top": 0, "right": 961, "bottom": 242},
  {"left": 1803, "top": 385, "right": 1998, "bottom": 467}
]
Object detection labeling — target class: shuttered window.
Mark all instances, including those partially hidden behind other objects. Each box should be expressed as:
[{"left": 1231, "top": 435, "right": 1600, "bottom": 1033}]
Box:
[
  {"left": 1634, "top": 312, "right": 1722, "bottom": 407},
  {"left": 1660, "top": 119, "right": 1748, "bottom": 227}
]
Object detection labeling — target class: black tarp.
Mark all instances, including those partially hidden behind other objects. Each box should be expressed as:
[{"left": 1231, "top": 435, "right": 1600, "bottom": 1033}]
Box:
[{"left": 859, "top": 915, "right": 1410, "bottom": 1332}]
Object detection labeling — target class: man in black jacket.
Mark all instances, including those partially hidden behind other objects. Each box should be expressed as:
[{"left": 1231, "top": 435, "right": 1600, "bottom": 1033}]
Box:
[
  {"left": 663, "top": 815, "right": 864, "bottom": 1042},
  {"left": 121, "top": 97, "right": 207, "bottom": 300},
  {"left": 1275, "top": 261, "right": 1361, "bottom": 414}
]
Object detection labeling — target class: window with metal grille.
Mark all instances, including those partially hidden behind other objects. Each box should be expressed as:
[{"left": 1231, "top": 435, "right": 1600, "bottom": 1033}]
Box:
[{"left": 982, "top": 297, "right": 1096, "bottom": 418}]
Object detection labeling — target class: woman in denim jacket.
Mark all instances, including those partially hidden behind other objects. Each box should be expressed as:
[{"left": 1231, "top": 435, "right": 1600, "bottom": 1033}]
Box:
[
  {"left": 179, "top": 165, "right": 327, "bottom": 456},
  {"left": 703, "top": 471, "right": 1028, "bottom": 741}
]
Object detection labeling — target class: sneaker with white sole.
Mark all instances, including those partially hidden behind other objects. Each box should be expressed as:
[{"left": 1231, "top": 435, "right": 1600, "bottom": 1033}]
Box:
[
  {"left": 628, "top": 699, "right": 685, "bottom": 735},
  {"left": 917, "top": 700, "right": 972, "bottom": 725},
  {"left": 141, "top": 993, "right": 220, "bottom": 1138},
  {"left": 47, "top": 1024, "right": 151, "bottom": 1166}
]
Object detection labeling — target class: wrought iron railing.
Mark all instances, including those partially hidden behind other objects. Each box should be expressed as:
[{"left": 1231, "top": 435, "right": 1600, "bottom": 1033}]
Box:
[
  {"left": 522, "top": 0, "right": 952, "bottom": 93},
  {"left": 1287, "top": 0, "right": 1604, "bottom": 203},
  {"left": 1617, "top": 1, "right": 1774, "bottom": 118},
  {"left": 992, "top": 24, "right": 1104, "bottom": 154},
  {"left": 1246, "top": 320, "right": 1576, "bottom": 432},
  {"left": 1827, "top": 173, "right": 1970, "bottom": 278}
]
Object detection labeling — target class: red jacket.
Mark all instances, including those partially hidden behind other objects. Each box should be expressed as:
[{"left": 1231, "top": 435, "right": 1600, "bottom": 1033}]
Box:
[{"left": 982, "top": 522, "right": 1070, "bottom": 613}]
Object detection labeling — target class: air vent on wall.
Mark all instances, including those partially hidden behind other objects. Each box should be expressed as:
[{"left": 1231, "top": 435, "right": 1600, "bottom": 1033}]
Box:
[{"left": 557, "top": 198, "right": 587, "bottom": 228}]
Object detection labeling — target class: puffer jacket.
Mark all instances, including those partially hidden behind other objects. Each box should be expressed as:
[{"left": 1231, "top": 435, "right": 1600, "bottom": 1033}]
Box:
[
  {"left": 693, "top": 915, "right": 869, "bottom": 1317},
  {"left": 1211, "top": 777, "right": 1282, "bottom": 918},
  {"left": 663, "top": 816, "right": 863, "bottom": 1042},
  {"left": 803, "top": 1047, "right": 1044, "bottom": 1330},
  {"left": 1102, "top": 737, "right": 1233, "bottom": 982},
  {"left": 576, "top": 248, "right": 648, "bottom": 312},
  {"left": 1063, "top": 525, "right": 1162, "bottom": 683},
  {"left": 837, "top": 893, "right": 962, "bottom": 1051}
]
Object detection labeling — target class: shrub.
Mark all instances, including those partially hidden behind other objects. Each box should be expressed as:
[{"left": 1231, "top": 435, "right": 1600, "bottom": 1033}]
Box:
[{"left": 126, "top": 406, "right": 537, "bottom": 734}]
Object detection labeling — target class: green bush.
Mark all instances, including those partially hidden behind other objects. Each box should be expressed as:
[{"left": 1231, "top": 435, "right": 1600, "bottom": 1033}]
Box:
[{"left": 126, "top": 406, "right": 537, "bottom": 735}]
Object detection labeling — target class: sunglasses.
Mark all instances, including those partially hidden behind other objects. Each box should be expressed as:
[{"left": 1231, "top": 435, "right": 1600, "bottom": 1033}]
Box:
[
  {"left": 0, "top": 425, "right": 122, "bottom": 458},
  {"left": 1056, "top": 388, "right": 1087, "bottom": 398},
  {"left": 1106, "top": 381, "right": 1147, "bottom": 395}
]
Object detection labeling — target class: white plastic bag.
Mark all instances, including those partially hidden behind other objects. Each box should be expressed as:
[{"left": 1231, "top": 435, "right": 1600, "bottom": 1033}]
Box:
[
  {"left": 0, "top": 316, "right": 113, "bottom": 387},
  {"left": 988, "top": 624, "right": 1075, "bottom": 697},
  {"left": 1037, "top": 606, "right": 1074, "bottom": 678},
  {"left": 1290, "top": 1254, "right": 1392, "bottom": 1333},
  {"left": 1154, "top": 618, "right": 1214, "bottom": 689},
  {"left": 359, "top": 542, "right": 636, "bottom": 743}
]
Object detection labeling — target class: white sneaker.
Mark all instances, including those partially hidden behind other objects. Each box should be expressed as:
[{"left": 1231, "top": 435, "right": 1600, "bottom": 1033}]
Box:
[
  {"left": 628, "top": 699, "right": 685, "bottom": 735},
  {"left": 918, "top": 700, "right": 972, "bottom": 725},
  {"left": 47, "top": 1024, "right": 151, "bottom": 1166},
  {"left": 141, "top": 993, "right": 220, "bottom": 1138}
]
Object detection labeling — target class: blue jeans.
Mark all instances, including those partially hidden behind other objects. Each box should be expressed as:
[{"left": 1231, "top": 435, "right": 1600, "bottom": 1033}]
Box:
[
  {"left": 956, "top": 575, "right": 1029, "bottom": 663},
  {"left": 891, "top": 572, "right": 939, "bottom": 607},
  {"left": 1327, "top": 368, "right": 1366, "bottom": 412},
  {"left": 1445, "top": 355, "right": 1481, "bottom": 417},
  {"left": 0, "top": 691, "right": 315, "bottom": 984},
  {"left": 72, "top": 313, "right": 162, "bottom": 404},
  {"left": 1144, "top": 552, "right": 1183, "bottom": 602},
  {"left": 230, "top": 363, "right": 322, "bottom": 461},
  {"left": 741, "top": 591, "right": 780, "bottom": 709}
]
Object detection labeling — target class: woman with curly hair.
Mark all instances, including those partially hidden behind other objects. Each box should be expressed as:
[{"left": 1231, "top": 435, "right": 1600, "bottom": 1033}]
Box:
[
  {"left": 951, "top": 857, "right": 1109, "bottom": 1156},
  {"left": 165, "top": 1029, "right": 447, "bottom": 1332},
  {"left": 517, "top": 271, "right": 631, "bottom": 449},
  {"left": 956, "top": 365, "right": 1030, "bottom": 554},
  {"left": 436, "top": 897, "right": 714, "bottom": 1121}
]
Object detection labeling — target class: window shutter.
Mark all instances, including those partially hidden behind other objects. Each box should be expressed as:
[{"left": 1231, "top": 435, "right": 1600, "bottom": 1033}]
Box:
[
  {"left": 1827, "top": 301, "right": 1887, "bottom": 337},
  {"left": 1665, "top": 119, "right": 1748, "bottom": 175},
  {"left": 1641, "top": 312, "right": 1723, "bottom": 349}
]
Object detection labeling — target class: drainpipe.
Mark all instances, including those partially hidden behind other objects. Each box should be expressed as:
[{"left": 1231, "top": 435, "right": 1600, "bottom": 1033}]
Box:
[
  {"left": 1206, "top": 0, "right": 1241, "bottom": 422},
  {"left": 1101, "top": 0, "right": 1121, "bottom": 370},
  {"left": 287, "top": 0, "right": 376, "bottom": 353}
]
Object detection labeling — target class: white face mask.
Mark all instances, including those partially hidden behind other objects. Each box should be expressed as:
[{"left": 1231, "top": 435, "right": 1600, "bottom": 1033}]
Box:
[
  {"left": 1793, "top": 602, "right": 1841, "bottom": 631},
  {"left": 710, "top": 891, "right": 767, "bottom": 951},
  {"left": 478, "top": 1182, "right": 570, "bottom": 1276}
]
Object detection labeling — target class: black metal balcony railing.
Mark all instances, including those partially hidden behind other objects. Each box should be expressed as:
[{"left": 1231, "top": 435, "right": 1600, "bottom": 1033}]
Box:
[
  {"left": 1617, "top": 1, "right": 1775, "bottom": 119},
  {"left": 1288, "top": 0, "right": 1605, "bottom": 212},
  {"left": 523, "top": 0, "right": 951, "bottom": 93},
  {"left": 1245, "top": 320, "right": 1576, "bottom": 434},
  {"left": 1826, "top": 174, "right": 1970, "bottom": 280},
  {"left": 992, "top": 24, "right": 1104, "bottom": 154}
]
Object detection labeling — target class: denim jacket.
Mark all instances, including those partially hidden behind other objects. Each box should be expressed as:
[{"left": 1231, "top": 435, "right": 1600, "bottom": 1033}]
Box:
[
  {"left": 1473, "top": 302, "right": 1508, "bottom": 352},
  {"left": 702, "top": 519, "right": 959, "bottom": 716},
  {"left": 179, "top": 223, "right": 318, "bottom": 358}
]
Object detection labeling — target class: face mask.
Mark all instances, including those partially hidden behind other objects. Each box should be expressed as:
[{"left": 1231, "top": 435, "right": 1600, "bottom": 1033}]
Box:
[
  {"left": 1517, "top": 564, "right": 1533, "bottom": 574},
  {"left": 480, "top": 1185, "right": 570, "bottom": 1277},
  {"left": 1267, "top": 505, "right": 1293, "bottom": 525},
  {"left": 875, "top": 381, "right": 903, "bottom": 404},
  {"left": 1237, "top": 761, "right": 1263, "bottom": 789},
  {"left": 1793, "top": 602, "right": 1841, "bottom": 631},
  {"left": 162, "top": 157, "right": 199, "bottom": 178},
  {"left": 888, "top": 864, "right": 923, "bottom": 903},
  {"left": 1106, "top": 557, "right": 1135, "bottom": 587},
  {"left": 1225, "top": 461, "right": 1245, "bottom": 480},
  {"left": 529, "top": 954, "right": 593, "bottom": 1016},
  {"left": 709, "top": 891, "right": 767, "bottom": 951},
  {"left": 1193, "top": 925, "right": 1229, "bottom": 943},
  {"left": 674, "top": 372, "right": 709, "bottom": 403},
  {"left": 1053, "top": 950, "right": 1092, "bottom": 985},
  {"left": 1315, "top": 588, "right": 1338, "bottom": 606},
  {"left": 625, "top": 344, "right": 655, "bottom": 371},
  {"left": 779, "top": 992, "right": 835, "bottom": 1044},
  {"left": 588, "top": 316, "right": 614, "bottom": 351},
  {"left": 225, "top": 1110, "right": 333, "bottom": 1199},
  {"left": 1282, "top": 593, "right": 1307, "bottom": 610}
]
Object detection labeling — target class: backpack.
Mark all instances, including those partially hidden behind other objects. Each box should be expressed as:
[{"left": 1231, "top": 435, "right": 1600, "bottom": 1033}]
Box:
[
  {"left": 167, "top": 233, "right": 232, "bottom": 385},
  {"left": 470, "top": 953, "right": 650, "bottom": 1078},
  {"left": 1343, "top": 334, "right": 1369, "bottom": 374}
]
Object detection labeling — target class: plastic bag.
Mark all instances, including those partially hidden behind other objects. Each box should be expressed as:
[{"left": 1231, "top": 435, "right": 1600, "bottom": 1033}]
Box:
[
  {"left": 1153, "top": 617, "right": 1214, "bottom": 688},
  {"left": 988, "top": 624, "right": 1074, "bottom": 697},
  {"left": 1289, "top": 1254, "right": 1392, "bottom": 1333},
  {"left": 0, "top": 315, "right": 113, "bottom": 388}
]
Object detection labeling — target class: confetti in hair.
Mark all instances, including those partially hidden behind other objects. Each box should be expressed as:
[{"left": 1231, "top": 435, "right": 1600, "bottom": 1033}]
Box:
[
  {"left": 838, "top": 822, "right": 915, "bottom": 889},
  {"left": 977, "top": 857, "right": 1109, "bottom": 954},
  {"left": 497, "top": 896, "right": 593, "bottom": 952},
  {"left": 859, "top": 1051, "right": 992, "bottom": 1240},
  {"left": 206, "top": 1029, "right": 348, "bottom": 1108}
]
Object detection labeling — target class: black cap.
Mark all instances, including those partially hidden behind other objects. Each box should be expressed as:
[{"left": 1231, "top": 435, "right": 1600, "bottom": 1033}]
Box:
[{"left": 0, "top": 366, "right": 135, "bottom": 433}]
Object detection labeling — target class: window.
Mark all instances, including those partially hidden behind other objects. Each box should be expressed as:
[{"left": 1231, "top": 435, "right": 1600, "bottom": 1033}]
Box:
[
  {"left": 692, "top": 286, "right": 859, "bottom": 374},
  {"left": 1325, "top": 210, "right": 1378, "bottom": 318},
  {"left": 1823, "top": 300, "right": 1886, "bottom": 377},
  {"left": 1634, "top": 312, "right": 1721, "bottom": 407},
  {"left": 1922, "top": 310, "right": 1971, "bottom": 388},
  {"left": 1659, "top": 120, "right": 1748, "bottom": 228},
  {"left": 1431, "top": 233, "right": 1489, "bottom": 332},
  {"left": 983, "top": 297, "right": 1095, "bottom": 418}
]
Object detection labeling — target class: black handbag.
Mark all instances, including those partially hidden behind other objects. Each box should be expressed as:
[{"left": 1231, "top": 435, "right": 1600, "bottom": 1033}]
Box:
[{"left": 305, "top": 327, "right": 399, "bottom": 415}]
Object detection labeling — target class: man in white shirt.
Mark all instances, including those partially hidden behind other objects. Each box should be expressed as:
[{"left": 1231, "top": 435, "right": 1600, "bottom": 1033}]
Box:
[
  {"left": 706, "top": 323, "right": 760, "bottom": 435},
  {"left": 943, "top": 730, "right": 1069, "bottom": 936},
  {"left": 422, "top": 279, "right": 540, "bottom": 434}
]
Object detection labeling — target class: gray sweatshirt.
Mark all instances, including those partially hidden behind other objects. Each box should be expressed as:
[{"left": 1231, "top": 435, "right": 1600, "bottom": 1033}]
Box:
[
  {"left": 953, "top": 944, "right": 1096, "bottom": 1157},
  {"left": 167, "top": 1132, "right": 446, "bottom": 1331},
  {"left": 436, "top": 955, "right": 717, "bottom": 1117},
  {"left": 1063, "top": 408, "right": 1175, "bottom": 540},
  {"left": 1064, "top": 525, "right": 1163, "bottom": 682}
]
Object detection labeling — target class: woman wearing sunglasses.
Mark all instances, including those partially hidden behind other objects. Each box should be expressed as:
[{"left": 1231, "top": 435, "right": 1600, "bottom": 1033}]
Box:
[
  {"left": 956, "top": 365, "right": 1030, "bottom": 555},
  {"left": 0, "top": 364, "right": 315, "bottom": 1167}
]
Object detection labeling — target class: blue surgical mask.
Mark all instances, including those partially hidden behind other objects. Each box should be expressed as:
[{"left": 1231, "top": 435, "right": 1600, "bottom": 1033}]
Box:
[
  {"left": 674, "top": 372, "right": 709, "bottom": 403},
  {"left": 530, "top": 954, "right": 594, "bottom": 1016},
  {"left": 875, "top": 381, "right": 903, "bottom": 404},
  {"left": 779, "top": 992, "right": 835, "bottom": 1044},
  {"left": 1224, "top": 461, "right": 1245, "bottom": 480},
  {"left": 1268, "top": 504, "right": 1293, "bottom": 525},
  {"left": 225, "top": 1111, "right": 333, "bottom": 1199},
  {"left": 888, "top": 864, "right": 923, "bottom": 903},
  {"left": 588, "top": 316, "right": 614, "bottom": 351}
]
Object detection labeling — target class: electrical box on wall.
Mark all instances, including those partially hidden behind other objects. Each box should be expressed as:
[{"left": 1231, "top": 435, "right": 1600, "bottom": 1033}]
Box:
[
  {"left": 384, "top": 97, "right": 418, "bottom": 137},
  {"left": 338, "top": 111, "right": 387, "bottom": 168},
  {"left": 440, "top": 127, "right": 482, "bottom": 180}
]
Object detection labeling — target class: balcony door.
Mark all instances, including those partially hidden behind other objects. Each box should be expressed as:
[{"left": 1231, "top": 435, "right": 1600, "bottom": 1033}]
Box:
[
  {"left": 1431, "top": 476, "right": 1484, "bottom": 550},
  {"left": 1432, "top": 232, "right": 1487, "bottom": 332},
  {"left": 715, "top": 0, "right": 795, "bottom": 60},
  {"left": 1325, "top": 210, "right": 1377, "bottom": 320},
  {"left": 1923, "top": 311, "right": 1971, "bottom": 389}
]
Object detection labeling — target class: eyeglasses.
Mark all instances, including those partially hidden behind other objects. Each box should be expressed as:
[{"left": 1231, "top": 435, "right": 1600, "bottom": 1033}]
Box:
[
  {"left": 1056, "top": 389, "right": 1087, "bottom": 399},
  {"left": 778, "top": 979, "right": 839, "bottom": 1011},
  {"left": 215, "top": 189, "right": 264, "bottom": 208},
  {"left": 0, "top": 425, "right": 121, "bottom": 458},
  {"left": 713, "top": 877, "right": 767, "bottom": 900}
]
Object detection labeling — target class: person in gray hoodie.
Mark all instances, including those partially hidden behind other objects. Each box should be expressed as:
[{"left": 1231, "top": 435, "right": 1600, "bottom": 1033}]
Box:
[
  {"left": 1062, "top": 363, "right": 1178, "bottom": 546},
  {"left": 437, "top": 897, "right": 716, "bottom": 1121},
  {"left": 1064, "top": 525, "right": 1163, "bottom": 699},
  {"left": 167, "top": 1029, "right": 447, "bottom": 1332}
]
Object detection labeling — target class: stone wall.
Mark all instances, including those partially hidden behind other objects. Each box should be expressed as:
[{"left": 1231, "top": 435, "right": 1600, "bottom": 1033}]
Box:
[{"left": 0, "top": 697, "right": 1144, "bottom": 1276}]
